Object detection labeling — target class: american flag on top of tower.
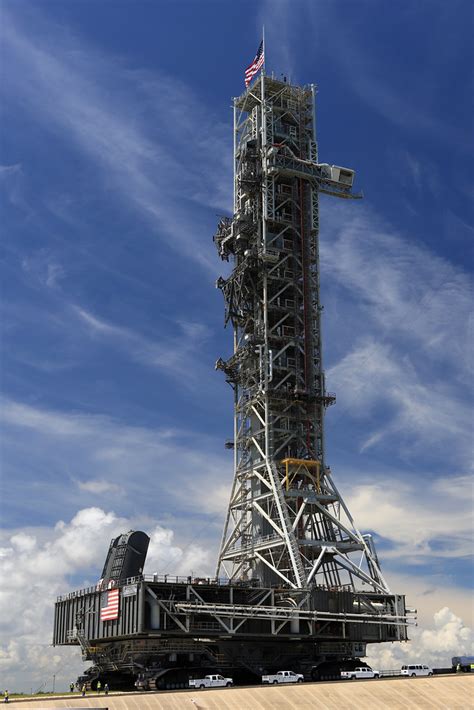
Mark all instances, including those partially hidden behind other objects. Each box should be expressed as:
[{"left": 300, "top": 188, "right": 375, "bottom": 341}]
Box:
[
  {"left": 100, "top": 587, "right": 120, "bottom": 621},
  {"left": 245, "top": 40, "right": 265, "bottom": 87}
]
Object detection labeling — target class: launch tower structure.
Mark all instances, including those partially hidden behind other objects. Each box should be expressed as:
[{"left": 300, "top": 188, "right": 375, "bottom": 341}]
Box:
[
  {"left": 215, "top": 75, "right": 387, "bottom": 596},
  {"left": 53, "top": 74, "right": 412, "bottom": 689}
]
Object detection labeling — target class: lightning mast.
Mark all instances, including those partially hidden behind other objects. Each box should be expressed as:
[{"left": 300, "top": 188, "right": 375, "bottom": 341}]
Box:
[{"left": 215, "top": 74, "right": 387, "bottom": 596}]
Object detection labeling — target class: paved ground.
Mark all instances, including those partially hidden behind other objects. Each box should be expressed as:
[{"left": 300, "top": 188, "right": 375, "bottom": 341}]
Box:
[{"left": 10, "top": 675, "right": 474, "bottom": 709}]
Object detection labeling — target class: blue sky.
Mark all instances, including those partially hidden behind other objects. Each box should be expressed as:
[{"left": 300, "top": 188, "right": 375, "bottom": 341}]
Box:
[{"left": 0, "top": 0, "right": 473, "bottom": 691}]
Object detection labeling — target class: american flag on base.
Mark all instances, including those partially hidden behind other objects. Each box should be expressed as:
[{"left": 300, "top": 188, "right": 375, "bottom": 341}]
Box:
[
  {"left": 245, "top": 41, "right": 265, "bottom": 87},
  {"left": 100, "top": 588, "right": 120, "bottom": 621}
]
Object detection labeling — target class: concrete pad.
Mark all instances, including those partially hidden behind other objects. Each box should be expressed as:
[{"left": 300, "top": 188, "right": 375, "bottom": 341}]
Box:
[{"left": 11, "top": 675, "right": 474, "bottom": 710}]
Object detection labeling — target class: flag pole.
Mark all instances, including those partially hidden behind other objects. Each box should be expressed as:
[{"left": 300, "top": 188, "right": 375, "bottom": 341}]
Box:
[{"left": 262, "top": 25, "right": 266, "bottom": 75}]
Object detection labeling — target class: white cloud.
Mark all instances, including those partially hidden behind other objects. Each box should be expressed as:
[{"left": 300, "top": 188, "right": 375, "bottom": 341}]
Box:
[
  {"left": 2, "top": 399, "right": 94, "bottom": 438},
  {"left": 0, "top": 401, "right": 472, "bottom": 690},
  {"left": 394, "top": 150, "right": 442, "bottom": 200},
  {"left": 433, "top": 475, "right": 474, "bottom": 499},
  {"left": 21, "top": 249, "right": 66, "bottom": 289},
  {"left": 327, "top": 337, "right": 473, "bottom": 462},
  {"left": 2, "top": 6, "right": 232, "bottom": 272},
  {"left": 422, "top": 607, "right": 473, "bottom": 653},
  {"left": 321, "top": 203, "right": 473, "bottom": 466},
  {"left": 321, "top": 205, "right": 473, "bottom": 378},
  {"left": 73, "top": 307, "right": 124, "bottom": 337},
  {"left": 0, "top": 162, "right": 31, "bottom": 213},
  {"left": 366, "top": 607, "right": 474, "bottom": 671},
  {"left": 73, "top": 305, "right": 214, "bottom": 389},
  {"left": 1, "top": 505, "right": 471, "bottom": 691},
  {"left": 0, "top": 164, "right": 22, "bottom": 175},
  {"left": 344, "top": 477, "right": 474, "bottom": 563},
  {"left": 0, "top": 507, "right": 213, "bottom": 692},
  {"left": 145, "top": 526, "right": 210, "bottom": 578},
  {"left": 328, "top": 339, "right": 401, "bottom": 415},
  {"left": 76, "top": 479, "right": 123, "bottom": 495},
  {"left": 10, "top": 533, "right": 37, "bottom": 554},
  {"left": 0, "top": 398, "right": 230, "bottom": 541}
]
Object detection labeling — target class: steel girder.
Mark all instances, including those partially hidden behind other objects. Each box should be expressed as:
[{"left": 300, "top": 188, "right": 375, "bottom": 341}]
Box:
[{"left": 214, "top": 76, "right": 388, "bottom": 596}]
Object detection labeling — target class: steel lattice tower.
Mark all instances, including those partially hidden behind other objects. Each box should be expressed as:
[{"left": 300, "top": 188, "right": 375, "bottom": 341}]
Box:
[
  {"left": 215, "top": 74, "right": 389, "bottom": 595},
  {"left": 53, "top": 73, "right": 412, "bottom": 688}
]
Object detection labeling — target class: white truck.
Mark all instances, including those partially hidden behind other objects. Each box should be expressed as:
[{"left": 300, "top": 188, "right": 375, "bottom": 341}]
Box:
[
  {"left": 340, "top": 666, "right": 379, "bottom": 680},
  {"left": 262, "top": 670, "right": 304, "bottom": 684},
  {"left": 188, "top": 674, "right": 233, "bottom": 689}
]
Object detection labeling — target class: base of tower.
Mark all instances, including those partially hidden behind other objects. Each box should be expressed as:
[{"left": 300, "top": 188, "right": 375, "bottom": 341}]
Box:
[{"left": 54, "top": 575, "right": 412, "bottom": 688}]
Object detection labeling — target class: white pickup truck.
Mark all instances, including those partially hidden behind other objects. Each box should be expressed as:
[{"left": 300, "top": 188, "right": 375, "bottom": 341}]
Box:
[
  {"left": 262, "top": 670, "right": 304, "bottom": 684},
  {"left": 189, "top": 674, "right": 233, "bottom": 689},
  {"left": 340, "top": 666, "right": 379, "bottom": 680}
]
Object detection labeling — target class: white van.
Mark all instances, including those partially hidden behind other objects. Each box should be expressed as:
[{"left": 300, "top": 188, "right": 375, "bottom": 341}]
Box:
[{"left": 401, "top": 664, "right": 433, "bottom": 677}]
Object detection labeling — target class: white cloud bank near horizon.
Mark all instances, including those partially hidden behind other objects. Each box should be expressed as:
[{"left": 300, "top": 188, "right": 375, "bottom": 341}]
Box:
[
  {"left": 0, "top": 507, "right": 212, "bottom": 692},
  {"left": 0, "top": 505, "right": 472, "bottom": 692},
  {"left": 366, "top": 606, "right": 473, "bottom": 672}
]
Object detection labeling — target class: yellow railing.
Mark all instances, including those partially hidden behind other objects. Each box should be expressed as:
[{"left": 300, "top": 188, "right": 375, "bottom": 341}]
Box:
[{"left": 281, "top": 458, "right": 321, "bottom": 492}]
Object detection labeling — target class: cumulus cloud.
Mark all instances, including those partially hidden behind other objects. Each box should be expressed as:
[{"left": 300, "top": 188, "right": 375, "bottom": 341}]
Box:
[
  {"left": 145, "top": 526, "right": 210, "bottom": 577},
  {"left": 1, "top": 504, "right": 471, "bottom": 693},
  {"left": 0, "top": 398, "right": 231, "bottom": 537},
  {"left": 0, "top": 507, "right": 213, "bottom": 692},
  {"left": 10, "top": 532, "right": 37, "bottom": 554},
  {"left": 422, "top": 608, "right": 473, "bottom": 654},
  {"left": 366, "top": 607, "right": 474, "bottom": 670}
]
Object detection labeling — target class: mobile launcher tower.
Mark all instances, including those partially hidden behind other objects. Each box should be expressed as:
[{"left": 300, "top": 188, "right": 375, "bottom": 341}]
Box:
[{"left": 53, "top": 74, "right": 414, "bottom": 688}]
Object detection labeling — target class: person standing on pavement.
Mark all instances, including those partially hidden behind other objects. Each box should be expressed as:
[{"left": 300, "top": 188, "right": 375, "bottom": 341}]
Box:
[
  {"left": 81, "top": 684, "right": 86, "bottom": 697},
  {"left": 70, "top": 682, "right": 75, "bottom": 693},
  {"left": 104, "top": 683, "right": 109, "bottom": 695},
  {"left": 97, "top": 680, "right": 102, "bottom": 694},
  {"left": 3, "top": 690, "right": 9, "bottom": 703}
]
